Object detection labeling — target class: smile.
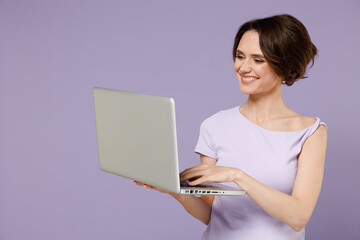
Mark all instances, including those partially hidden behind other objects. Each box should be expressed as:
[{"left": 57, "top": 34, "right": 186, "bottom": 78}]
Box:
[{"left": 241, "top": 76, "right": 258, "bottom": 84}]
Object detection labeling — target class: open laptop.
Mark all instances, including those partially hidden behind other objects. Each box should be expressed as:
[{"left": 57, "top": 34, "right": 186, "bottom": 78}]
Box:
[{"left": 93, "top": 87, "right": 246, "bottom": 196}]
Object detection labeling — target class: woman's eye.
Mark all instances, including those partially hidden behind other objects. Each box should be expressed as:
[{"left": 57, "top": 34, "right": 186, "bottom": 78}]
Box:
[
  {"left": 255, "top": 59, "right": 265, "bottom": 63},
  {"left": 236, "top": 55, "right": 244, "bottom": 59}
]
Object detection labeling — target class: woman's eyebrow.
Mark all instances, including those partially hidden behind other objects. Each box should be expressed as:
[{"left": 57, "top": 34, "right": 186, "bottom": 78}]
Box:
[{"left": 236, "top": 50, "right": 265, "bottom": 58}]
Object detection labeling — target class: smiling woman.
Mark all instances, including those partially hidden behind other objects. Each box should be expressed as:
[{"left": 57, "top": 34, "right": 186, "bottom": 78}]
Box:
[
  {"left": 234, "top": 31, "right": 282, "bottom": 95},
  {"left": 232, "top": 14, "right": 318, "bottom": 87},
  {"left": 135, "top": 14, "right": 327, "bottom": 240}
]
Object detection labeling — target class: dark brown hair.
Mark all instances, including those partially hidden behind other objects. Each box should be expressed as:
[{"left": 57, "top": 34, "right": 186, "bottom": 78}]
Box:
[{"left": 232, "top": 14, "right": 317, "bottom": 86}]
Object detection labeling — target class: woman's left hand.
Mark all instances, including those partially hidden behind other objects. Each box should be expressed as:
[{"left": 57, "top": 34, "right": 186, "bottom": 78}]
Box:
[{"left": 180, "top": 164, "right": 240, "bottom": 186}]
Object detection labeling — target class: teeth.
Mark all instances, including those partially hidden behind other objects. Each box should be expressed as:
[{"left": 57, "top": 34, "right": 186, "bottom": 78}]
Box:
[{"left": 243, "top": 77, "right": 256, "bottom": 82}]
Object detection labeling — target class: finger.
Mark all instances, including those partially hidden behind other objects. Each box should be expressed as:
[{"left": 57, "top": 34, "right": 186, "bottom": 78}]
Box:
[
  {"left": 188, "top": 177, "right": 207, "bottom": 186},
  {"left": 188, "top": 177, "right": 201, "bottom": 182},
  {"left": 180, "top": 167, "right": 197, "bottom": 177},
  {"left": 180, "top": 165, "right": 211, "bottom": 179},
  {"left": 180, "top": 164, "right": 209, "bottom": 176},
  {"left": 133, "top": 181, "right": 152, "bottom": 188},
  {"left": 180, "top": 170, "right": 207, "bottom": 182},
  {"left": 133, "top": 181, "right": 144, "bottom": 186},
  {"left": 180, "top": 172, "right": 200, "bottom": 182}
]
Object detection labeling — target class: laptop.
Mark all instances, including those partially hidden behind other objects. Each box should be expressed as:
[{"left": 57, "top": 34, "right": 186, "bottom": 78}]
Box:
[{"left": 93, "top": 87, "right": 246, "bottom": 196}]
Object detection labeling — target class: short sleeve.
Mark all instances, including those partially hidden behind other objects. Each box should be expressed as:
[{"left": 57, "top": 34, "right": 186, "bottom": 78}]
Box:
[
  {"left": 298, "top": 117, "right": 327, "bottom": 152},
  {"left": 194, "top": 114, "right": 218, "bottom": 159}
]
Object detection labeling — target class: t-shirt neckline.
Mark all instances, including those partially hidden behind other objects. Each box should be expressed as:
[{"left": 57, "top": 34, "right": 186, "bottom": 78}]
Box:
[{"left": 236, "top": 106, "right": 319, "bottom": 133}]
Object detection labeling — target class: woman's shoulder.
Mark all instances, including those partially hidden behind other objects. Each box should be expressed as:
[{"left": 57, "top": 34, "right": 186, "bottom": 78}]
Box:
[
  {"left": 205, "top": 107, "right": 324, "bottom": 132},
  {"left": 203, "top": 106, "right": 239, "bottom": 121},
  {"left": 281, "top": 111, "right": 318, "bottom": 132},
  {"left": 200, "top": 107, "right": 239, "bottom": 129}
]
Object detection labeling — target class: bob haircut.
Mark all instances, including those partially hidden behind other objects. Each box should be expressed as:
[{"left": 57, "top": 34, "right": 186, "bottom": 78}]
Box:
[{"left": 232, "top": 14, "right": 317, "bottom": 86}]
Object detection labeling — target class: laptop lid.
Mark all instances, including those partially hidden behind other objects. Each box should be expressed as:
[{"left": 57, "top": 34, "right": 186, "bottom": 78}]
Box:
[{"left": 93, "top": 87, "right": 181, "bottom": 193}]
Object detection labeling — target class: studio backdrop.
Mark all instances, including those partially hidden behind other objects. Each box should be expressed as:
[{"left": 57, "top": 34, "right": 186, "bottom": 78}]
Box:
[{"left": 0, "top": 0, "right": 359, "bottom": 239}]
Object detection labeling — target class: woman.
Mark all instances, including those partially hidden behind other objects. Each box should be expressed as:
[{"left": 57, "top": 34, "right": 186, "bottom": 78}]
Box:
[{"left": 135, "top": 14, "right": 327, "bottom": 239}]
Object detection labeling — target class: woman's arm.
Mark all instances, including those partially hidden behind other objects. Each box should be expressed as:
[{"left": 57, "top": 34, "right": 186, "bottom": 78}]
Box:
[
  {"left": 170, "top": 192, "right": 213, "bottom": 225},
  {"left": 181, "top": 125, "right": 327, "bottom": 231},
  {"left": 134, "top": 155, "right": 215, "bottom": 225},
  {"left": 173, "top": 155, "right": 215, "bottom": 225}
]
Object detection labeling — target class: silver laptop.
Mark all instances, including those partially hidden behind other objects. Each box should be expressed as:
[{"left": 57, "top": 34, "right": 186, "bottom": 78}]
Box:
[{"left": 93, "top": 87, "right": 246, "bottom": 196}]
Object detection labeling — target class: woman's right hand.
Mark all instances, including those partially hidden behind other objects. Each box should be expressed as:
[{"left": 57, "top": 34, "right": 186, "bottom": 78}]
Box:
[
  {"left": 133, "top": 181, "right": 186, "bottom": 200},
  {"left": 133, "top": 181, "right": 171, "bottom": 194},
  {"left": 133, "top": 180, "right": 211, "bottom": 224}
]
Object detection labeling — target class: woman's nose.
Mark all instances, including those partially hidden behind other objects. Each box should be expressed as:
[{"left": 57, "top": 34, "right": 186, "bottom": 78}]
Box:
[{"left": 239, "top": 60, "right": 252, "bottom": 74}]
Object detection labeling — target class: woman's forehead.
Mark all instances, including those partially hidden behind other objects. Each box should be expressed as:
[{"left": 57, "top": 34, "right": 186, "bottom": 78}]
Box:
[{"left": 237, "top": 31, "right": 262, "bottom": 54}]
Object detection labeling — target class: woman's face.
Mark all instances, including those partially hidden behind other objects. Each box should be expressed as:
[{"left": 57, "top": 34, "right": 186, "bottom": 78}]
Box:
[{"left": 234, "top": 30, "right": 282, "bottom": 96}]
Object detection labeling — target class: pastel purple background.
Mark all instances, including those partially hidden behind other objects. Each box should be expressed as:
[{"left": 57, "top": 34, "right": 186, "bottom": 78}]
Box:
[{"left": 1, "top": 0, "right": 359, "bottom": 239}]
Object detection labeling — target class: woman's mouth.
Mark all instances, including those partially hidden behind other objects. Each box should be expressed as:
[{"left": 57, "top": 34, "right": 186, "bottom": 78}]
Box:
[{"left": 241, "top": 76, "right": 257, "bottom": 84}]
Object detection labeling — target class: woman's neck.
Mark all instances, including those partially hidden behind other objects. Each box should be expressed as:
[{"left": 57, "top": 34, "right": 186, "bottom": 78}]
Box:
[{"left": 240, "top": 85, "right": 290, "bottom": 123}]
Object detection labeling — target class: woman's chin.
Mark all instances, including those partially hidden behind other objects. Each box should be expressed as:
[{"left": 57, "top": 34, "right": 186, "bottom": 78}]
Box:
[{"left": 239, "top": 85, "right": 256, "bottom": 95}]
